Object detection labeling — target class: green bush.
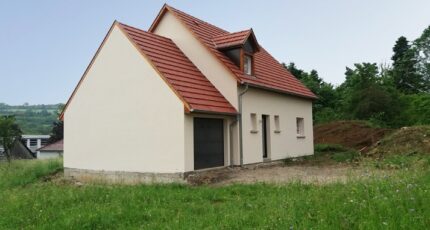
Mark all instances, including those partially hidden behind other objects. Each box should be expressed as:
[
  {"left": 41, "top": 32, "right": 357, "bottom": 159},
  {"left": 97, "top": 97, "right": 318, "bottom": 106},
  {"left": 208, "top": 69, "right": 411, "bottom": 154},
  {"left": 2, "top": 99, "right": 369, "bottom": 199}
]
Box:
[
  {"left": 315, "top": 143, "right": 348, "bottom": 152},
  {"left": 313, "top": 144, "right": 360, "bottom": 163},
  {"left": 331, "top": 150, "right": 360, "bottom": 162}
]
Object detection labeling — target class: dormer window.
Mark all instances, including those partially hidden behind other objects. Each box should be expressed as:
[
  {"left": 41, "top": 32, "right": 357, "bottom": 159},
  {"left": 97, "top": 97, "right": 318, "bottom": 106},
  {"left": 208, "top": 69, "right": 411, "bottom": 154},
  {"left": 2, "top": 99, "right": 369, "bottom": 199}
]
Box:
[
  {"left": 244, "top": 54, "right": 253, "bottom": 75},
  {"left": 213, "top": 28, "right": 260, "bottom": 76}
]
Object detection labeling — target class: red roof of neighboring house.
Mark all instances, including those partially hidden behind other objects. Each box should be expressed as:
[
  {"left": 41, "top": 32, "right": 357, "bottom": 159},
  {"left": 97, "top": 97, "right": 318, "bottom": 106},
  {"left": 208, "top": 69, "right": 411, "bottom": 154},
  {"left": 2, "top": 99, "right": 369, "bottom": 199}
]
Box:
[
  {"left": 37, "top": 139, "right": 63, "bottom": 152},
  {"left": 118, "top": 23, "right": 237, "bottom": 115},
  {"left": 212, "top": 29, "right": 254, "bottom": 49},
  {"left": 150, "top": 5, "right": 317, "bottom": 99}
]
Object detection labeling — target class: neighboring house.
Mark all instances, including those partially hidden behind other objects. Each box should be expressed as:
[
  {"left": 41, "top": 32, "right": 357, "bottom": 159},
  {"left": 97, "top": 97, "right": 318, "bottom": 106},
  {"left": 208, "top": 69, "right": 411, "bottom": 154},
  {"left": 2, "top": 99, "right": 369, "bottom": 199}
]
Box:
[
  {"left": 22, "top": 135, "right": 50, "bottom": 153},
  {"left": 61, "top": 4, "right": 316, "bottom": 182},
  {"left": 36, "top": 139, "right": 63, "bottom": 159},
  {"left": 0, "top": 139, "right": 34, "bottom": 160}
]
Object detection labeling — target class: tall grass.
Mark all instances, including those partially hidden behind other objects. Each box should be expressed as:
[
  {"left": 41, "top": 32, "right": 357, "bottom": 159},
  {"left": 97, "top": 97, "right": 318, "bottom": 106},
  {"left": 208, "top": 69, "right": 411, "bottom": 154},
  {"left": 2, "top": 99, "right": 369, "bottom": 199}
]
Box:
[
  {"left": 0, "top": 159, "right": 62, "bottom": 190},
  {"left": 0, "top": 160, "right": 429, "bottom": 229}
]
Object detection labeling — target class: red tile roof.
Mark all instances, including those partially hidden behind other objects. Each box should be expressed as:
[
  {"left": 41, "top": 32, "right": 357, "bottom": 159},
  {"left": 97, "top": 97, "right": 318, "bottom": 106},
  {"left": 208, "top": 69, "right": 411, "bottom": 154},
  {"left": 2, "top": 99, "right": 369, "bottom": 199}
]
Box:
[
  {"left": 37, "top": 139, "right": 63, "bottom": 151},
  {"left": 118, "top": 23, "right": 237, "bottom": 115},
  {"left": 212, "top": 29, "right": 253, "bottom": 49},
  {"left": 153, "top": 5, "right": 317, "bottom": 99}
]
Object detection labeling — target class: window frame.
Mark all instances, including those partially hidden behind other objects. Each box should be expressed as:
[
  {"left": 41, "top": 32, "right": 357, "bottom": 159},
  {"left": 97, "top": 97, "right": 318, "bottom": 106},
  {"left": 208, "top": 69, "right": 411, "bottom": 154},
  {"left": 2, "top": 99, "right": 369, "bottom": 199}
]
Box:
[
  {"left": 296, "top": 117, "right": 305, "bottom": 137},
  {"left": 29, "top": 139, "right": 38, "bottom": 147},
  {"left": 240, "top": 49, "right": 254, "bottom": 76},
  {"left": 274, "top": 115, "right": 281, "bottom": 133},
  {"left": 250, "top": 113, "right": 258, "bottom": 133}
]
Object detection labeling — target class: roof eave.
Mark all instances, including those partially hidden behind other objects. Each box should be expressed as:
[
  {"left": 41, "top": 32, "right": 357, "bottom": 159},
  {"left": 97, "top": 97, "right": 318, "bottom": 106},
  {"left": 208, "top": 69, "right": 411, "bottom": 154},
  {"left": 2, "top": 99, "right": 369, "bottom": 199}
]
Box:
[
  {"left": 242, "top": 82, "right": 318, "bottom": 100},
  {"left": 190, "top": 109, "right": 238, "bottom": 116}
]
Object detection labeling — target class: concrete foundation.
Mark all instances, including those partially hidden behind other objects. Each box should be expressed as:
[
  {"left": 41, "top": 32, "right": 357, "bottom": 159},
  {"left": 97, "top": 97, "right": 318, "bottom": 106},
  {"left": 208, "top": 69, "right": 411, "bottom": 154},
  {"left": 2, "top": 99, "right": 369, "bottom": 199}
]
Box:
[{"left": 64, "top": 168, "right": 186, "bottom": 184}]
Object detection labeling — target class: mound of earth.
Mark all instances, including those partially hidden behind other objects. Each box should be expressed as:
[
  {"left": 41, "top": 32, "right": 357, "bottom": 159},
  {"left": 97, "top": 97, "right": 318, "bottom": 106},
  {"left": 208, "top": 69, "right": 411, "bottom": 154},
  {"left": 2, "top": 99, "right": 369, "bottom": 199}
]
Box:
[
  {"left": 368, "top": 126, "right": 430, "bottom": 156},
  {"left": 314, "top": 121, "right": 391, "bottom": 152}
]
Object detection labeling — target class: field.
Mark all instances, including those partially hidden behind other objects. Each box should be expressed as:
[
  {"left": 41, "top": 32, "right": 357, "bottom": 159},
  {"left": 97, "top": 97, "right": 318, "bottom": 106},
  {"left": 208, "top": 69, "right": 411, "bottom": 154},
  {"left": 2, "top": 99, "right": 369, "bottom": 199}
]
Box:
[
  {"left": 0, "top": 158, "right": 429, "bottom": 229},
  {"left": 1, "top": 124, "right": 429, "bottom": 229}
]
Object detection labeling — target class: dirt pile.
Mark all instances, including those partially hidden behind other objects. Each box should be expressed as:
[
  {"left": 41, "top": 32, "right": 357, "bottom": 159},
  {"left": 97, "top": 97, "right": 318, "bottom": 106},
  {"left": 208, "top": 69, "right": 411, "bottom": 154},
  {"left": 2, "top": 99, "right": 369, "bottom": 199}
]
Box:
[
  {"left": 314, "top": 121, "right": 392, "bottom": 151},
  {"left": 368, "top": 126, "right": 430, "bottom": 156}
]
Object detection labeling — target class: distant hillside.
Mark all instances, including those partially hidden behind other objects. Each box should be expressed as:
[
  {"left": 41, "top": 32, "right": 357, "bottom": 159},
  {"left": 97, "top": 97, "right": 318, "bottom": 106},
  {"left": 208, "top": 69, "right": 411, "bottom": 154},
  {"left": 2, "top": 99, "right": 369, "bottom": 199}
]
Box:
[{"left": 0, "top": 103, "right": 63, "bottom": 135}]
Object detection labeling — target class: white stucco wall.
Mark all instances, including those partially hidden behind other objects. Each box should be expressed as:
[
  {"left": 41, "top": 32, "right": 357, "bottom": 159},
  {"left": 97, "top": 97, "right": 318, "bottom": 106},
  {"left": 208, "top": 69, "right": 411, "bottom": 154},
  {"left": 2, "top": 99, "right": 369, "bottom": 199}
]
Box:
[
  {"left": 241, "top": 87, "right": 314, "bottom": 164},
  {"left": 64, "top": 25, "right": 186, "bottom": 173},
  {"left": 152, "top": 11, "right": 239, "bottom": 110},
  {"left": 37, "top": 151, "right": 63, "bottom": 160}
]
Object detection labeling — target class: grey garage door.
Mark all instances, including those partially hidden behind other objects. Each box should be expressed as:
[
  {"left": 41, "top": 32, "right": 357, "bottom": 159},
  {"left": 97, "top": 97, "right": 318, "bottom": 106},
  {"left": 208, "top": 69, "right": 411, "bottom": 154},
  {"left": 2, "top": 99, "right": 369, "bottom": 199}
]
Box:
[{"left": 194, "top": 118, "right": 224, "bottom": 170}]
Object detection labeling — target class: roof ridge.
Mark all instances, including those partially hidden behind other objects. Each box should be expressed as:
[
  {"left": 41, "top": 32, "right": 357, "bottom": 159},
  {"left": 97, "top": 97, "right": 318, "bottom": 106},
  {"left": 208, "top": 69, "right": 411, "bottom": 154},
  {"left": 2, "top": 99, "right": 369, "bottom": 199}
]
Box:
[
  {"left": 212, "top": 29, "right": 252, "bottom": 38},
  {"left": 37, "top": 139, "right": 63, "bottom": 151},
  {"left": 165, "top": 4, "right": 230, "bottom": 34},
  {"left": 154, "top": 5, "right": 317, "bottom": 99}
]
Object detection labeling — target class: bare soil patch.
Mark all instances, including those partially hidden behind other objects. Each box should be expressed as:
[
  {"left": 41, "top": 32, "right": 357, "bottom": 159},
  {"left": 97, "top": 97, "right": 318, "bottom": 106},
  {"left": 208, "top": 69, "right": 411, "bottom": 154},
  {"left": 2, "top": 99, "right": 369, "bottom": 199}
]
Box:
[
  {"left": 314, "top": 121, "right": 392, "bottom": 151},
  {"left": 187, "top": 163, "right": 387, "bottom": 186}
]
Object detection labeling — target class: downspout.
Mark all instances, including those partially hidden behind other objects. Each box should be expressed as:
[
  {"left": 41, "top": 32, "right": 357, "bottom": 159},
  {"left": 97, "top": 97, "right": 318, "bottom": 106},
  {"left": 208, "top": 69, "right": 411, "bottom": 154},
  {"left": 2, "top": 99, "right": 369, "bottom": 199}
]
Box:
[
  {"left": 229, "top": 119, "right": 237, "bottom": 167},
  {"left": 238, "top": 83, "right": 249, "bottom": 166}
]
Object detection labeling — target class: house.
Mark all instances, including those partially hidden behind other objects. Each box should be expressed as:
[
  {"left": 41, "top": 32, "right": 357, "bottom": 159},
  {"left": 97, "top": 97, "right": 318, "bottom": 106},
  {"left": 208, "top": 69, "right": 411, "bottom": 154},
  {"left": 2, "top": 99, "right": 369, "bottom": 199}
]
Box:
[
  {"left": 36, "top": 139, "right": 63, "bottom": 159},
  {"left": 21, "top": 135, "right": 50, "bottom": 153},
  {"left": 0, "top": 139, "right": 34, "bottom": 161},
  {"left": 61, "top": 4, "right": 316, "bottom": 183}
]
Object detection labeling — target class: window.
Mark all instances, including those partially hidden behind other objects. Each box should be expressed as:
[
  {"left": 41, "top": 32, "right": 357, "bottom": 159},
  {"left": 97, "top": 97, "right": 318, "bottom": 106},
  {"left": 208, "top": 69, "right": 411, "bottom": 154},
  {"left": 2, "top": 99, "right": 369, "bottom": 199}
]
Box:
[
  {"left": 296, "top": 117, "right": 304, "bottom": 136},
  {"left": 244, "top": 55, "right": 252, "bottom": 75},
  {"left": 250, "top": 113, "right": 258, "bottom": 133},
  {"left": 274, "top": 115, "right": 281, "bottom": 133},
  {"left": 29, "top": 139, "right": 37, "bottom": 147},
  {"left": 41, "top": 139, "right": 48, "bottom": 146}
]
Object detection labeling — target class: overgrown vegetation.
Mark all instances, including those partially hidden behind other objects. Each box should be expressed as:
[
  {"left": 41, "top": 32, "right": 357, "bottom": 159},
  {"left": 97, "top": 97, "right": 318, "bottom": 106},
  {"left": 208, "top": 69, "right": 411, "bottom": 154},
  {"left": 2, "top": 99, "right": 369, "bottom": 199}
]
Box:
[
  {"left": 0, "top": 159, "right": 62, "bottom": 189},
  {"left": 0, "top": 115, "right": 22, "bottom": 161},
  {"left": 284, "top": 25, "right": 430, "bottom": 128},
  {"left": 0, "top": 159, "right": 429, "bottom": 229}
]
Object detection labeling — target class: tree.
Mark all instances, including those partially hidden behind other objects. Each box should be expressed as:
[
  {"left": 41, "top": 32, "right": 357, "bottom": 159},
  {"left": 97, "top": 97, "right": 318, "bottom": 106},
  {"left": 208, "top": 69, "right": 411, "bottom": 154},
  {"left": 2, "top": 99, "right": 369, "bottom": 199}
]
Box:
[
  {"left": 413, "top": 25, "right": 430, "bottom": 91},
  {"left": 0, "top": 116, "right": 22, "bottom": 162},
  {"left": 48, "top": 120, "right": 63, "bottom": 144},
  {"left": 391, "top": 36, "right": 424, "bottom": 94},
  {"left": 48, "top": 104, "right": 64, "bottom": 144},
  {"left": 283, "top": 62, "right": 305, "bottom": 80},
  {"left": 284, "top": 62, "right": 339, "bottom": 121},
  {"left": 339, "top": 63, "right": 404, "bottom": 126}
]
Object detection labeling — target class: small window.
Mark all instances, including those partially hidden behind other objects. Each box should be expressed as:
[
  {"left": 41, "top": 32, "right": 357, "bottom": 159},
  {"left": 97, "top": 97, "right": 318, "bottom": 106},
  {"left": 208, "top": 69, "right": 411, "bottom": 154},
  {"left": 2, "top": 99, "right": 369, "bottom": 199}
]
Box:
[
  {"left": 244, "top": 55, "right": 252, "bottom": 75},
  {"left": 29, "top": 139, "right": 38, "bottom": 147},
  {"left": 296, "top": 117, "right": 304, "bottom": 136},
  {"left": 274, "top": 115, "right": 281, "bottom": 133},
  {"left": 250, "top": 113, "right": 258, "bottom": 133},
  {"left": 41, "top": 139, "right": 48, "bottom": 146}
]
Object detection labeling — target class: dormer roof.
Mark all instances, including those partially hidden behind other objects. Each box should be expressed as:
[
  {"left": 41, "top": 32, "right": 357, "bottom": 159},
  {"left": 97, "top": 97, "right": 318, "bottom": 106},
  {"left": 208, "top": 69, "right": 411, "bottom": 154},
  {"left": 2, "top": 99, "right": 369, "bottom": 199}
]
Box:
[
  {"left": 150, "top": 4, "right": 317, "bottom": 99},
  {"left": 212, "top": 29, "right": 259, "bottom": 52}
]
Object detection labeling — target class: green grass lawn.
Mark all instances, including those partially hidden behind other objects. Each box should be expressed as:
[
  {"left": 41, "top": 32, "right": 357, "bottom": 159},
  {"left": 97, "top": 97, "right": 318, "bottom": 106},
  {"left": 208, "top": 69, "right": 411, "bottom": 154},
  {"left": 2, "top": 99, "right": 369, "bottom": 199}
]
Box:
[{"left": 0, "top": 159, "right": 429, "bottom": 229}]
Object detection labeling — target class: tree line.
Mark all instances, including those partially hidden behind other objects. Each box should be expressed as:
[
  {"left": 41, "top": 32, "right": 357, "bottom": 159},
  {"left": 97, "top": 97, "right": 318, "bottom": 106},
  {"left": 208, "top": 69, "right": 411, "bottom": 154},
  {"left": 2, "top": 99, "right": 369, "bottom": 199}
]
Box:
[
  {"left": 284, "top": 25, "right": 430, "bottom": 128},
  {"left": 0, "top": 103, "right": 61, "bottom": 134}
]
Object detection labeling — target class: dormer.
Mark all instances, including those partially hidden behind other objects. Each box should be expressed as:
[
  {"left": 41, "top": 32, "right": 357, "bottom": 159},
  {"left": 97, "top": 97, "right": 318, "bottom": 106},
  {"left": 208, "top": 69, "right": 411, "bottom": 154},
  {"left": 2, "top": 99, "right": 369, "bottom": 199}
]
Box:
[{"left": 213, "top": 29, "right": 260, "bottom": 76}]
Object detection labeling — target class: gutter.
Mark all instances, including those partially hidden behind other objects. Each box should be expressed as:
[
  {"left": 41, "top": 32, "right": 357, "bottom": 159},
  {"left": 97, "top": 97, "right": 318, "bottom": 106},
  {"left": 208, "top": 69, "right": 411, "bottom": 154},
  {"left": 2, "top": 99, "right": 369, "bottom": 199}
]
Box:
[{"left": 238, "top": 83, "right": 249, "bottom": 166}]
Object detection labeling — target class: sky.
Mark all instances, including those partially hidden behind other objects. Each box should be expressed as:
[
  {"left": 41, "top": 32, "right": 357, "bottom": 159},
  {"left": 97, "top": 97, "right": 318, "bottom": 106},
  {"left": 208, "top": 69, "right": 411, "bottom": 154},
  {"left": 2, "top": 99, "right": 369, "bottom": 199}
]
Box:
[{"left": 1, "top": 0, "right": 429, "bottom": 105}]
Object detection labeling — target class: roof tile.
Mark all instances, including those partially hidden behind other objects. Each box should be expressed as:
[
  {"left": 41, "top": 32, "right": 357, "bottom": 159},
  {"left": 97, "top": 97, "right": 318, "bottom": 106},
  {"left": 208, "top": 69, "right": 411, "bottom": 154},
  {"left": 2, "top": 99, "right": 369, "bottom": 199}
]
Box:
[
  {"left": 119, "top": 23, "right": 237, "bottom": 115},
  {"left": 164, "top": 5, "right": 317, "bottom": 99},
  {"left": 212, "top": 30, "right": 252, "bottom": 49}
]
